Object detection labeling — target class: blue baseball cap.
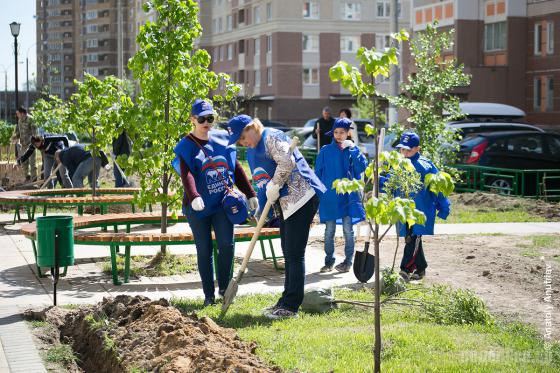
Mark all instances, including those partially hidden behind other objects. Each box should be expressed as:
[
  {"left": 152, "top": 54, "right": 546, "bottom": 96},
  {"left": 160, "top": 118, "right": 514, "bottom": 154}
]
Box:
[
  {"left": 396, "top": 131, "right": 420, "bottom": 150},
  {"left": 191, "top": 99, "right": 215, "bottom": 117},
  {"left": 227, "top": 114, "right": 253, "bottom": 145},
  {"left": 325, "top": 117, "right": 353, "bottom": 136}
]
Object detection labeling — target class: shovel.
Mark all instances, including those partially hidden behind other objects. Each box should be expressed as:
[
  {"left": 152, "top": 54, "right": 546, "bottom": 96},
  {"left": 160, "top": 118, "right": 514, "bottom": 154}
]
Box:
[
  {"left": 353, "top": 128, "right": 385, "bottom": 283},
  {"left": 221, "top": 137, "right": 299, "bottom": 317}
]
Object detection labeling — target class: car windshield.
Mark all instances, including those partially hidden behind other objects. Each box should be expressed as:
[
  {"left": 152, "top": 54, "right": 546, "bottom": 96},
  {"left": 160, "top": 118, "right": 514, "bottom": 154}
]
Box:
[{"left": 304, "top": 119, "right": 317, "bottom": 128}]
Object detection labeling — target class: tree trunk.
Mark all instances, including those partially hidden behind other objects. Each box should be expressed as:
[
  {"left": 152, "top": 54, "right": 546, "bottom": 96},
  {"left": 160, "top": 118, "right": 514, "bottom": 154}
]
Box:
[
  {"left": 373, "top": 96, "right": 382, "bottom": 373},
  {"left": 91, "top": 128, "right": 97, "bottom": 211}
]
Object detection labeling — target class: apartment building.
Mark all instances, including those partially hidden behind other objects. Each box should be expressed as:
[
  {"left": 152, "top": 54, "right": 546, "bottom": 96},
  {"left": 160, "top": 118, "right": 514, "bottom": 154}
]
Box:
[
  {"left": 199, "top": 0, "right": 410, "bottom": 123},
  {"left": 410, "top": 0, "right": 560, "bottom": 128},
  {"left": 36, "top": 0, "right": 135, "bottom": 98}
]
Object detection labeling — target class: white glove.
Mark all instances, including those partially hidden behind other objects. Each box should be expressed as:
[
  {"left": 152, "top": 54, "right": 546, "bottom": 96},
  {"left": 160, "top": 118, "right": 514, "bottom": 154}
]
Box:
[
  {"left": 191, "top": 197, "right": 205, "bottom": 211},
  {"left": 341, "top": 140, "right": 355, "bottom": 149},
  {"left": 266, "top": 181, "right": 280, "bottom": 202},
  {"left": 248, "top": 197, "right": 259, "bottom": 212}
]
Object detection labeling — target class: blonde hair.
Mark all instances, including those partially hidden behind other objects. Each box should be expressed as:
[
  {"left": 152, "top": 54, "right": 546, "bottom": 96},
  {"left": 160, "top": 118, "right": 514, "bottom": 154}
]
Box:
[{"left": 245, "top": 117, "right": 264, "bottom": 134}]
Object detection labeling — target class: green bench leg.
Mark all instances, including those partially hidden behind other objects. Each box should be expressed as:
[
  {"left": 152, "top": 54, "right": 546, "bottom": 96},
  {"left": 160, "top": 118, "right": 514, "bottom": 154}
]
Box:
[
  {"left": 109, "top": 244, "right": 122, "bottom": 285},
  {"left": 42, "top": 204, "right": 47, "bottom": 216},
  {"left": 113, "top": 224, "right": 120, "bottom": 253},
  {"left": 77, "top": 206, "right": 83, "bottom": 215},
  {"left": 31, "top": 241, "right": 47, "bottom": 278},
  {"left": 124, "top": 246, "right": 131, "bottom": 283},
  {"left": 268, "top": 238, "right": 284, "bottom": 271},
  {"left": 12, "top": 206, "right": 18, "bottom": 224},
  {"left": 131, "top": 204, "right": 136, "bottom": 213}
]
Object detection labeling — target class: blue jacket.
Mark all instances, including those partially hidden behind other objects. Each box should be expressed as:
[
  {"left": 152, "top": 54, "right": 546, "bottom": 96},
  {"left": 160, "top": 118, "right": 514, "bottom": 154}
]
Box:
[
  {"left": 387, "top": 152, "right": 450, "bottom": 236},
  {"left": 315, "top": 141, "right": 367, "bottom": 224}
]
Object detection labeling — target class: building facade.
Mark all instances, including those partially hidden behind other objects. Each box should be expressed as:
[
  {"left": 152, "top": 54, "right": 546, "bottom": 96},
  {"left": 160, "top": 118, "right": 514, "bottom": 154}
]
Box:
[
  {"left": 199, "top": 0, "right": 410, "bottom": 124},
  {"left": 410, "top": 0, "right": 560, "bottom": 128},
  {"left": 36, "top": 0, "right": 135, "bottom": 98}
]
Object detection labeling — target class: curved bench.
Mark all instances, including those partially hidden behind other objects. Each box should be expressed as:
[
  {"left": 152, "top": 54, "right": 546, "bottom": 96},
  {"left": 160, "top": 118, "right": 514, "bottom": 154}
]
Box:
[
  {"left": 0, "top": 188, "right": 140, "bottom": 223},
  {"left": 21, "top": 212, "right": 282, "bottom": 285}
]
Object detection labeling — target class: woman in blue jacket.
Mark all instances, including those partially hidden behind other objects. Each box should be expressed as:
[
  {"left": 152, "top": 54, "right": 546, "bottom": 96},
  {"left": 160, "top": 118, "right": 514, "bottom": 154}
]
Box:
[
  {"left": 228, "top": 114, "right": 326, "bottom": 319},
  {"left": 315, "top": 117, "right": 368, "bottom": 273},
  {"left": 174, "top": 100, "right": 258, "bottom": 307}
]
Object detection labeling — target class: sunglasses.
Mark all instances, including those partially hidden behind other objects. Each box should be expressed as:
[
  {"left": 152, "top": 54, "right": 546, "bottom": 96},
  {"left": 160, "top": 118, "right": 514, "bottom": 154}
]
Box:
[{"left": 197, "top": 115, "right": 215, "bottom": 124}]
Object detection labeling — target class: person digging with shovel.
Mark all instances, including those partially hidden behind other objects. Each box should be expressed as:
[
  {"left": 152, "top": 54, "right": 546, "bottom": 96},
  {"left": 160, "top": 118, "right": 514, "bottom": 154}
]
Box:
[
  {"left": 227, "top": 115, "right": 326, "bottom": 320},
  {"left": 315, "top": 117, "right": 368, "bottom": 273},
  {"left": 390, "top": 131, "right": 451, "bottom": 282}
]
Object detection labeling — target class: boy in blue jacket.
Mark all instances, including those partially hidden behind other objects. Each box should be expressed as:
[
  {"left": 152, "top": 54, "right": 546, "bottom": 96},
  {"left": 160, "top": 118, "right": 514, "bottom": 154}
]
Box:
[
  {"left": 315, "top": 118, "right": 368, "bottom": 273},
  {"left": 394, "top": 131, "right": 451, "bottom": 281}
]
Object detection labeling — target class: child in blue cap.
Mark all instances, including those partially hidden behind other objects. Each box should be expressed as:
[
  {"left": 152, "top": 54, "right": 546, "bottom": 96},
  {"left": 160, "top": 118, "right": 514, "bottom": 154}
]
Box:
[
  {"left": 315, "top": 117, "right": 368, "bottom": 273},
  {"left": 393, "top": 131, "right": 451, "bottom": 281}
]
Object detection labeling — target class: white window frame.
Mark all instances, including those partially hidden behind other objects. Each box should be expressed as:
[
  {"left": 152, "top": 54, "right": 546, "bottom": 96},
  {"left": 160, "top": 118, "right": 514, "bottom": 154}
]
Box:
[
  {"left": 255, "top": 37, "right": 261, "bottom": 55},
  {"left": 254, "top": 5, "right": 261, "bottom": 24},
  {"left": 226, "top": 15, "right": 232, "bottom": 31},
  {"left": 375, "top": 34, "right": 391, "bottom": 50},
  {"left": 86, "top": 53, "right": 98, "bottom": 62},
  {"left": 547, "top": 76, "right": 554, "bottom": 110},
  {"left": 376, "top": 0, "right": 401, "bottom": 19},
  {"left": 266, "top": 2, "right": 272, "bottom": 21},
  {"left": 302, "top": 67, "right": 319, "bottom": 85},
  {"left": 341, "top": 2, "right": 361, "bottom": 21},
  {"left": 484, "top": 22, "right": 507, "bottom": 52},
  {"left": 341, "top": 36, "right": 360, "bottom": 53},
  {"left": 267, "top": 67, "right": 272, "bottom": 86},
  {"left": 303, "top": 1, "right": 319, "bottom": 19},
  {"left": 86, "top": 10, "right": 97, "bottom": 20},
  {"left": 534, "top": 23, "right": 542, "bottom": 55},
  {"left": 266, "top": 35, "right": 272, "bottom": 53},
  {"left": 227, "top": 44, "right": 233, "bottom": 60},
  {"left": 547, "top": 21, "right": 554, "bottom": 55},
  {"left": 86, "top": 24, "right": 98, "bottom": 34},
  {"left": 255, "top": 69, "right": 261, "bottom": 87},
  {"left": 218, "top": 17, "right": 223, "bottom": 33},
  {"left": 302, "top": 34, "right": 319, "bottom": 52}
]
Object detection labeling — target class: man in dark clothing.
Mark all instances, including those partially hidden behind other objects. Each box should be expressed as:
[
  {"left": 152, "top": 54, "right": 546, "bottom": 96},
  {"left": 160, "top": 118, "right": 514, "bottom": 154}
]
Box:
[
  {"left": 312, "top": 106, "right": 335, "bottom": 150},
  {"left": 55, "top": 144, "right": 109, "bottom": 188},
  {"left": 112, "top": 129, "right": 133, "bottom": 187},
  {"left": 17, "top": 134, "right": 72, "bottom": 188}
]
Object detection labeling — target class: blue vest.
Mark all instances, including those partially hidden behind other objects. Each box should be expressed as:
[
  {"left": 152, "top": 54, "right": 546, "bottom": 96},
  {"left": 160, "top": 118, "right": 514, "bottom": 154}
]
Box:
[
  {"left": 173, "top": 130, "right": 237, "bottom": 217},
  {"left": 247, "top": 128, "right": 325, "bottom": 214}
]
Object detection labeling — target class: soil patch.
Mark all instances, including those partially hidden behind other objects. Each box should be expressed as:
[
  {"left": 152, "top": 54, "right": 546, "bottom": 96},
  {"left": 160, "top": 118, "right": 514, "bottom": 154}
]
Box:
[{"left": 25, "top": 296, "right": 281, "bottom": 373}]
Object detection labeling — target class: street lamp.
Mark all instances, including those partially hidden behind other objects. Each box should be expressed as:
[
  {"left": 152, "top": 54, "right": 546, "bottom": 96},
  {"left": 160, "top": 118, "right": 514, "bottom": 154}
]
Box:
[{"left": 10, "top": 21, "right": 21, "bottom": 111}]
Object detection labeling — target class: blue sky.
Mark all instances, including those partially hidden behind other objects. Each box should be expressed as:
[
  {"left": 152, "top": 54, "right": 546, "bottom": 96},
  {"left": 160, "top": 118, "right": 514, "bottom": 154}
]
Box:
[{"left": 0, "top": 0, "right": 36, "bottom": 91}]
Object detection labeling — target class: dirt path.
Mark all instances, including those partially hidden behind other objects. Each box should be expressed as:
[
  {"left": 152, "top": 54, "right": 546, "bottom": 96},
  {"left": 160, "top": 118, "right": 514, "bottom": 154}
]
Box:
[{"left": 312, "top": 233, "right": 560, "bottom": 340}]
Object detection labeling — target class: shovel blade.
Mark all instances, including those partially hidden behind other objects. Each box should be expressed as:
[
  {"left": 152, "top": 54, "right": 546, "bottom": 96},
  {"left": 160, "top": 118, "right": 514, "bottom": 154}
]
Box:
[
  {"left": 220, "top": 278, "right": 239, "bottom": 317},
  {"left": 353, "top": 250, "right": 375, "bottom": 283}
]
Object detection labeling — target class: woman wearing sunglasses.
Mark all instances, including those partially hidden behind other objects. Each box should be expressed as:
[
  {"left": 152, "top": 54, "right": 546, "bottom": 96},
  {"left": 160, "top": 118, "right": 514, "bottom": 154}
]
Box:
[
  {"left": 174, "top": 99, "right": 258, "bottom": 307},
  {"left": 227, "top": 115, "right": 326, "bottom": 319}
]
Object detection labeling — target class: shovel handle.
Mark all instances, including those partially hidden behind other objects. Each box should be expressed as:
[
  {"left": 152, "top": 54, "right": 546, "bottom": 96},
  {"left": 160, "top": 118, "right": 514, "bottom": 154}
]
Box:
[
  {"left": 40, "top": 163, "right": 62, "bottom": 189},
  {"left": 233, "top": 136, "right": 299, "bottom": 282}
]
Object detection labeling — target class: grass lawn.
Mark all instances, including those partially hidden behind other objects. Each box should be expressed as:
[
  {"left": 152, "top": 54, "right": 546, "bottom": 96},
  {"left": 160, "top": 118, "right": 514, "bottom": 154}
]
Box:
[
  {"left": 439, "top": 206, "right": 548, "bottom": 224},
  {"left": 172, "top": 288, "right": 560, "bottom": 373},
  {"left": 100, "top": 252, "right": 197, "bottom": 277}
]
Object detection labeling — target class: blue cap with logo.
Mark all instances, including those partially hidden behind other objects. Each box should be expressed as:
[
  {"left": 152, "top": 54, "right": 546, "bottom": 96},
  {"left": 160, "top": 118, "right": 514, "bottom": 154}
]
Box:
[
  {"left": 227, "top": 114, "right": 253, "bottom": 145},
  {"left": 396, "top": 131, "right": 420, "bottom": 150},
  {"left": 191, "top": 99, "right": 215, "bottom": 117},
  {"left": 325, "top": 117, "right": 354, "bottom": 136}
]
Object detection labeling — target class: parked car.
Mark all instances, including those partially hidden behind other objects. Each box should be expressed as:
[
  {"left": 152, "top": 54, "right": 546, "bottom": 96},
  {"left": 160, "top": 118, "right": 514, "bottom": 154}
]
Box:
[{"left": 458, "top": 131, "right": 560, "bottom": 194}]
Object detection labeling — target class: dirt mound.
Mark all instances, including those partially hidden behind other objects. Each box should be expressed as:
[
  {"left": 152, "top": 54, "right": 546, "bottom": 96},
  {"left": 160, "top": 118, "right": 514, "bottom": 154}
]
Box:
[
  {"left": 451, "top": 192, "right": 560, "bottom": 219},
  {"left": 29, "top": 296, "right": 281, "bottom": 373}
]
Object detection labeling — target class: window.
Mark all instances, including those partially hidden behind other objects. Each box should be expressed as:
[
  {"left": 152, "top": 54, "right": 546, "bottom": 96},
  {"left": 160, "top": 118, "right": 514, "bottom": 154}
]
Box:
[
  {"left": 86, "top": 39, "right": 98, "bottom": 48},
  {"left": 302, "top": 34, "right": 318, "bottom": 52},
  {"left": 375, "top": 34, "right": 391, "bottom": 50},
  {"left": 218, "top": 17, "right": 223, "bottom": 32},
  {"left": 227, "top": 44, "right": 233, "bottom": 60},
  {"left": 510, "top": 136, "right": 544, "bottom": 155},
  {"left": 341, "top": 3, "right": 361, "bottom": 20},
  {"left": 266, "top": 2, "right": 272, "bottom": 21},
  {"left": 212, "top": 18, "right": 218, "bottom": 33},
  {"left": 84, "top": 67, "right": 98, "bottom": 76},
  {"left": 239, "top": 39, "right": 245, "bottom": 54},
  {"left": 303, "top": 68, "right": 319, "bottom": 85},
  {"left": 341, "top": 36, "right": 359, "bottom": 53},
  {"left": 484, "top": 22, "right": 506, "bottom": 52},
  {"left": 220, "top": 45, "right": 225, "bottom": 61},
  {"left": 213, "top": 47, "right": 218, "bottom": 62},
  {"left": 239, "top": 9, "right": 245, "bottom": 24},
  {"left": 86, "top": 53, "right": 98, "bottom": 62},
  {"left": 547, "top": 21, "right": 554, "bottom": 54},
  {"left": 226, "top": 15, "right": 232, "bottom": 31},
  {"left": 267, "top": 36, "right": 273, "bottom": 53},
  {"left": 535, "top": 23, "right": 542, "bottom": 55},
  {"left": 547, "top": 77, "right": 554, "bottom": 110},
  {"left": 377, "top": 0, "right": 401, "bottom": 18},
  {"left": 86, "top": 24, "right": 98, "bottom": 34},
  {"left": 255, "top": 69, "right": 261, "bottom": 87},
  {"left": 86, "top": 10, "right": 97, "bottom": 20},
  {"left": 303, "top": 1, "right": 319, "bottom": 19},
  {"left": 254, "top": 6, "right": 261, "bottom": 24},
  {"left": 255, "top": 37, "right": 260, "bottom": 55},
  {"left": 548, "top": 136, "right": 560, "bottom": 156},
  {"left": 267, "top": 67, "right": 272, "bottom": 86},
  {"left": 534, "top": 77, "right": 542, "bottom": 110}
]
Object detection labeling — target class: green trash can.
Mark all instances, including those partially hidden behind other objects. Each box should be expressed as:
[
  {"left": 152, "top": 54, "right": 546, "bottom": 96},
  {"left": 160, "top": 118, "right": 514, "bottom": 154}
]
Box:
[{"left": 36, "top": 216, "right": 75, "bottom": 268}]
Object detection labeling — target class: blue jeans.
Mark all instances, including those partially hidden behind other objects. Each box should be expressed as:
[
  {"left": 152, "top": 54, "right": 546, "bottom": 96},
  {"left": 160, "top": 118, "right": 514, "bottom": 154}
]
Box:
[
  {"left": 186, "top": 207, "right": 234, "bottom": 301},
  {"left": 72, "top": 157, "right": 101, "bottom": 188},
  {"left": 113, "top": 161, "right": 131, "bottom": 187},
  {"left": 276, "top": 195, "right": 319, "bottom": 312},
  {"left": 324, "top": 216, "right": 355, "bottom": 266}
]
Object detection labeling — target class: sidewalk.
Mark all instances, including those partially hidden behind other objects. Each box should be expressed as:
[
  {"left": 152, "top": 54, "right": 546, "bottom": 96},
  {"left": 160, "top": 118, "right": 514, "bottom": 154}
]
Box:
[{"left": 0, "top": 212, "right": 559, "bottom": 371}]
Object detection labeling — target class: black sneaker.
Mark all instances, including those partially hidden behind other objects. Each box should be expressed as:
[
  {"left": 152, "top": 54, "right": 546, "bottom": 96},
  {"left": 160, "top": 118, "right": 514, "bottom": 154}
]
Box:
[
  {"left": 320, "top": 265, "right": 334, "bottom": 273},
  {"left": 335, "top": 262, "right": 351, "bottom": 273},
  {"left": 399, "top": 270, "right": 411, "bottom": 282},
  {"left": 264, "top": 307, "right": 298, "bottom": 320},
  {"left": 218, "top": 289, "right": 226, "bottom": 298},
  {"left": 203, "top": 298, "right": 216, "bottom": 307}
]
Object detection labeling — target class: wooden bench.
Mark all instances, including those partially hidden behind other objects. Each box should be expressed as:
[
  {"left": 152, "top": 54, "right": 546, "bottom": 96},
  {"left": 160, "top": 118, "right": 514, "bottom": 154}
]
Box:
[
  {"left": 20, "top": 212, "right": 282, "bottom": 285},
  {"left": 0, "top": 188, "right": 140, "bottom": 223}
]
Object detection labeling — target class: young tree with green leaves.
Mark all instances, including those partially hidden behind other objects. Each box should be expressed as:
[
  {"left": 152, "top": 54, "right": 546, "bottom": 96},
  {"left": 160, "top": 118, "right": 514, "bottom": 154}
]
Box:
[
  {"left": 125, "top": 0, "right": 238, "bottom": 253},
  {"left": 388, "top": 22, "right": 471, "bottom": 175},
  {"left": 330, "top": 30, "right": 454, "bottom": 373}
]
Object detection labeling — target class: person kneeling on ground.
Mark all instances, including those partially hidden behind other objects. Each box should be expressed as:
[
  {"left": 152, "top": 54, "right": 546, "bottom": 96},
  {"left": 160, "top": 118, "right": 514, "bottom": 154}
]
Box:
[
  {"left": 315, "top": 117, "right": 368, "bottom": 273},
  {"left": 390, "top": 131, "right": 450, "bottom": 282},
  {"left": 55, "top": 144, "right": 109, "bottom": 188},
  {"left": 17, "top": 134, "right": 72, "bottom": 188},
  {"left": 228, "top": 115, "right": 326, "bottom": 320}
]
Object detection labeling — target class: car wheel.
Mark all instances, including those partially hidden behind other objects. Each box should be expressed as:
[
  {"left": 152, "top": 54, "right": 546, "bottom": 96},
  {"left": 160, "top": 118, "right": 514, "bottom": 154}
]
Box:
[{"left": 487, "top": 177, "right": 512, "bottom": 195}]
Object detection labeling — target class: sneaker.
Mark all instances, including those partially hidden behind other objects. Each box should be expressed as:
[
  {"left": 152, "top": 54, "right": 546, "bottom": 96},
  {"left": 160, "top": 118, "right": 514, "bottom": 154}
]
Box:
[
  {"left": 320, "top": 265, "right": 334, "bottom": 273},
  {"left": 218, "top": 289, "right": 226, "bottom": 298},
  {"left": 203, "top": 298, "right": 216, "bottom": 307},
  {"left": 399, "top": 270, "right": 411, "bottom": 282},
  {"left": 264, "top": 307, "right": 298, "bottom": 320},
  {"left": 410, "top": 270, "right": 425, "bottom": 281},
  {"left": 262, "top": 303, "right": 281, "bottom": 313},
  {"left": 335, "top": 262, "right": 351, "bottom": 273}
]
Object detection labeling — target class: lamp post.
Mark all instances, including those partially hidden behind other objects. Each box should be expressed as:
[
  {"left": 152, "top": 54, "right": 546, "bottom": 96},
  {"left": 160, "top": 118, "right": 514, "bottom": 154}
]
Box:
[{"left": 10, "top": 21, "right": 21, "bottom": 111}]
